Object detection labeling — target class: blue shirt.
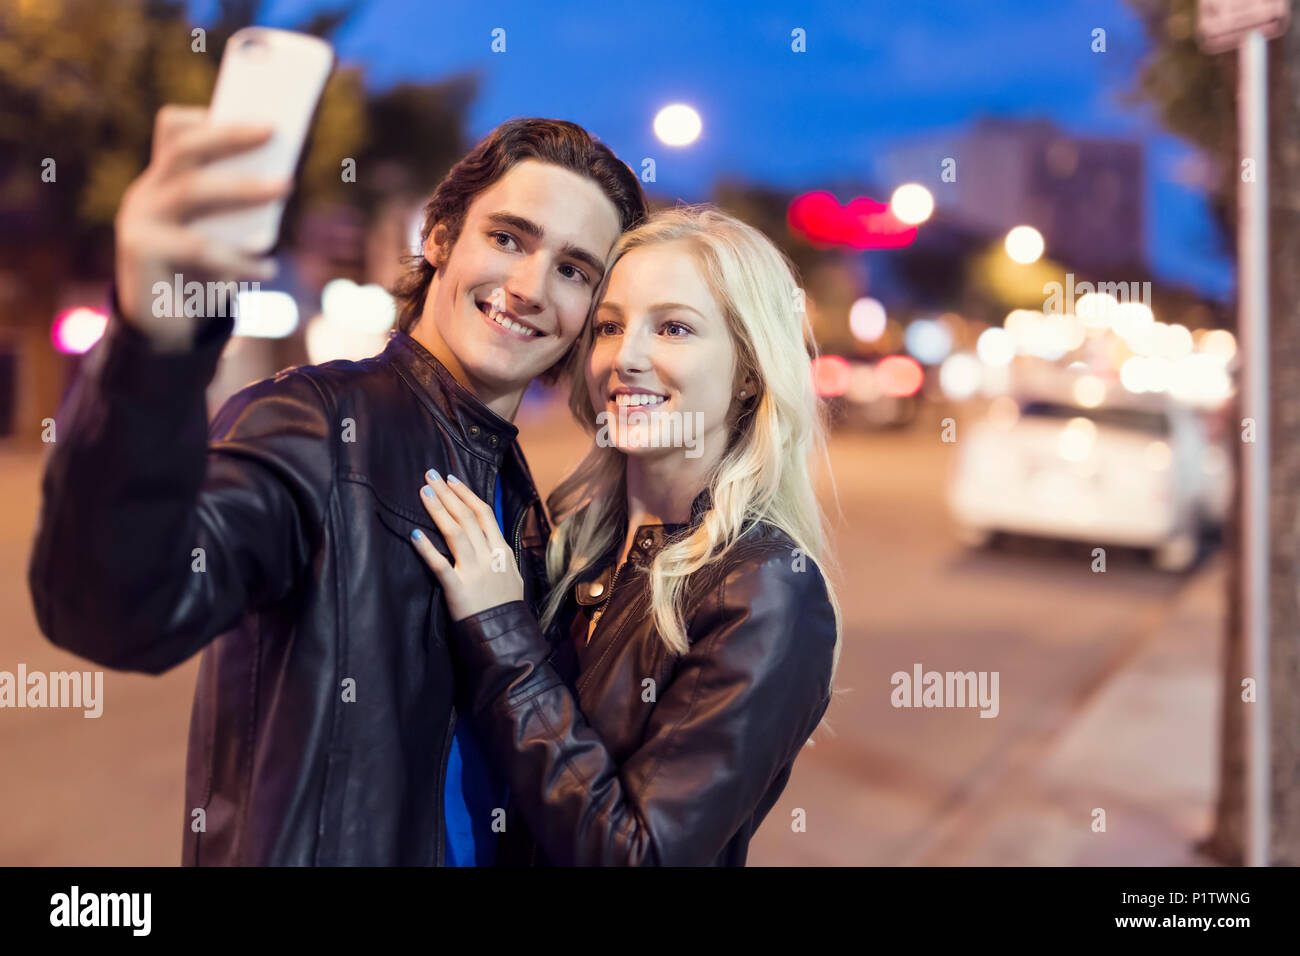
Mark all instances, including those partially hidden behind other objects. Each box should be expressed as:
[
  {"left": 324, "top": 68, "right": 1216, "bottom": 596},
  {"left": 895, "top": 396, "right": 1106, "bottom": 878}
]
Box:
[{"left": 442, "top": 476, "right": 510, "bottom": 866}]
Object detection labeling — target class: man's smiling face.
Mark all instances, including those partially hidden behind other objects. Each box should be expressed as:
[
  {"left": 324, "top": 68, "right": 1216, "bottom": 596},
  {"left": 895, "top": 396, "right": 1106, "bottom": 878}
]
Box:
[{"left": 420, "top": 159, "right": 623, "bottom": 406}]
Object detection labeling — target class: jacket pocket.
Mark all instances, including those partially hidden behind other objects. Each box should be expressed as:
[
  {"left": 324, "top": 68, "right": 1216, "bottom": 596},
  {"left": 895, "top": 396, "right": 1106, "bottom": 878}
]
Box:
[{"left": 344, "top": 472, "right": 451, "bottom": 560}]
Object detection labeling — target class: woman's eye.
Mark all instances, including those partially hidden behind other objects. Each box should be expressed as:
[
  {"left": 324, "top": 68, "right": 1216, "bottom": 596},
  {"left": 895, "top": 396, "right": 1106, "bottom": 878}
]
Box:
[
  {"left": 662, "top": 321, "right": 691, "bottom": 337},
  {"left": 595, "top": 321, "right": 621, "bottom": 336},
  {"left": 558, "top": 262, "right": 590, "bottom": 284},
  {"left": 490, "top": 231, "right": 518, "bottom": 251}
]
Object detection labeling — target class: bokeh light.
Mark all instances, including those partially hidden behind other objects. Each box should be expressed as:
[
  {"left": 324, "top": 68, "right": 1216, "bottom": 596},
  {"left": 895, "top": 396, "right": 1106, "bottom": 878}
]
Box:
[
  {"left": 849, "top": 297, "right": 888, "bottom": 342},
  {"left": 889, "top": 183, "right": 934, "bottom": 225},
  {"left": 51, "top": 307, "right": 108, "bottom": 354},
  {"left": 939, "top": 352, "right": 982, "bottom": 401},
  {"left": 1004, "top": 225, "right": 1044, "bottom": 264},
  {"left": 877, "top": 355, "right": 924, "bottom": 397},
  {"left": 653, "top": 104, "right": 702, "bottom": 146},
  {"left": 977, "top": 326, "right": 1015, "bottom": 367},
  {"left": 904, "top": 317, "right": 953, "bottom": 365},
  {"left": 234, "top": 290, "right": 299, "bottom": 338},
  {"left": 811, "top": 355, "right": 852, "bottom": 397}
]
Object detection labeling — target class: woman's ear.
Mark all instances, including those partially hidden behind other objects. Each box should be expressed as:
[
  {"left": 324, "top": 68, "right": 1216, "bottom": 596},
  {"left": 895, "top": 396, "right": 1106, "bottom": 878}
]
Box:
[{"left": 736, "top": 373, "right": 758, "bottom": 401}]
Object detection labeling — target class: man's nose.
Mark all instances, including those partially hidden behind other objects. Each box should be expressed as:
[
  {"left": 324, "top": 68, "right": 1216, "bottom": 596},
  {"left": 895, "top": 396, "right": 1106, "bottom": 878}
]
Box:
[{"left": 503, "top": 254, "right": 547, "bottom": 314}]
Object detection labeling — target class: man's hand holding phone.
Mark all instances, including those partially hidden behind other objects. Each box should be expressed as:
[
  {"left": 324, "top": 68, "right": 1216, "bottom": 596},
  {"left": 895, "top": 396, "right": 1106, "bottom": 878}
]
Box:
[{"left": 112, "top": 105, "right": 291, "bottom": 352}]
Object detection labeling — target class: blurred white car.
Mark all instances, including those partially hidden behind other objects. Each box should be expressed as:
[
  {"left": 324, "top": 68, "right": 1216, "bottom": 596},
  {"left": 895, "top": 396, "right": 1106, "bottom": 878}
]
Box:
[{"left": 948, "top": 395, "right": 1231, "bottom": 571}]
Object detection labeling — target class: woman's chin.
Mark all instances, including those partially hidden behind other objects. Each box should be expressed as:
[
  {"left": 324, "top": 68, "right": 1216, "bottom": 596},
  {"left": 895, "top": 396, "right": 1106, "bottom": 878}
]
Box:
[{"left": 609, "top": 434, "right": 685, "bottom": 461}]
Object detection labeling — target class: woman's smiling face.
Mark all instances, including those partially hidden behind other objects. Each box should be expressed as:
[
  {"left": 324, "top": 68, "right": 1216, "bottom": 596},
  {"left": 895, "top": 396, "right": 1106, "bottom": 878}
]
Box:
[{"left": 585, "top": 240, "right": 743, "bottom": 461}]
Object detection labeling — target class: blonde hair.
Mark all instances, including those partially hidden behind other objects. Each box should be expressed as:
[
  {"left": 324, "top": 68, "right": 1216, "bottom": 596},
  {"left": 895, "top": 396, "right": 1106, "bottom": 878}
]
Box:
[{"left": 540, "top": 205, "right": 842, "bottom": 691}]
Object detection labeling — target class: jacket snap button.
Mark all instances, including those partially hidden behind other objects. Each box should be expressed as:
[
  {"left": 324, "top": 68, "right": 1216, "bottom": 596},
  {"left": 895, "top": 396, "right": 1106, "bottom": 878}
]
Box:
[
  {"left": 589, "top": 582, "right": 604, "bottom": 598},
  {"left": 469, "top": 425, "right": 480, "bottom": 437},
  {"left": 488, "top": 434, "right": 498, "bottom": 446}
]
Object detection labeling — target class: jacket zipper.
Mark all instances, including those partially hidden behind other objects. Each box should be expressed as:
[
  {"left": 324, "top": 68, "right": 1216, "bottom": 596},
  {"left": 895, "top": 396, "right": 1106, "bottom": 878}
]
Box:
[
  {"left": 587, "top": 560, "right": 626, "bottom": 638},
  {"left": 512, "top": 502, "right": 528, "bottom": 567}
]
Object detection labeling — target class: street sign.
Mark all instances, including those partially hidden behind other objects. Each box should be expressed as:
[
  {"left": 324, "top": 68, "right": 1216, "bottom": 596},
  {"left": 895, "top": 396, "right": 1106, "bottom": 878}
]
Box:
[{"left": 1198, "top": 0, "right": 1289, "bottom": 53}]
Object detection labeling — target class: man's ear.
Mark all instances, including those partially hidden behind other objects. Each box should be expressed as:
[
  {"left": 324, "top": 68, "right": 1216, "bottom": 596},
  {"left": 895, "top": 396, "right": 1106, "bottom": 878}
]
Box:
[{"left": 423, "top": 223, "right": 451, "bottom": 270}]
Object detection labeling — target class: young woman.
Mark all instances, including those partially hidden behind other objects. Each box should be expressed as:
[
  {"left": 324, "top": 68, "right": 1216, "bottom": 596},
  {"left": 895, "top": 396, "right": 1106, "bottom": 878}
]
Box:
[{"left": 410, "top": 205, "right": 842, "bottom": 866}]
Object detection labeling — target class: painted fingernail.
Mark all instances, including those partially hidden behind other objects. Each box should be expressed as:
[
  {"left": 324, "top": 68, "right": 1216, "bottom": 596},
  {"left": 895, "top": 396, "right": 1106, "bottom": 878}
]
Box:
[
  {"left": 446, "top": 473, "right": 460, "bottom": 484},
  {"left": 411, "top": 529, "right": 424, "bottom": 541},
  {"left": 421, "top": 485, "right": 434, "bottom": 499},
  {"left": 426, "top": 469, "right": 441, "bottom": 483}
]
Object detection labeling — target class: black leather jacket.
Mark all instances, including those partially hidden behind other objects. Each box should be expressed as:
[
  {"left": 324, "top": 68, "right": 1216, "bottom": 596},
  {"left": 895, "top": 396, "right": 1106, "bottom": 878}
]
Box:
[
  {"left": 27, "top": 309, "right": 554, "bottom": 865},
  {"left": 455, "top": 500, "right": 838, "bottom": 867}
]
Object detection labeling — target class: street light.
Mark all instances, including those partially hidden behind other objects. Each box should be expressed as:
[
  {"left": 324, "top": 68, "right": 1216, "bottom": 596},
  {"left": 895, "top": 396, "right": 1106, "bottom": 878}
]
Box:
[
  {"left": 889, "top": 183, "right": 934, "bottom": 225},
  {"left": 1004, "top": 225, "right": 1044, "bottom": 264},
  {"left": 653, "top": 104, "right": 701, "bottom": 146}
]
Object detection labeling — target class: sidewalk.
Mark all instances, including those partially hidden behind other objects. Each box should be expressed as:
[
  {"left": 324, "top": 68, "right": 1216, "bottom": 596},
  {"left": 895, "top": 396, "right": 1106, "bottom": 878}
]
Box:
[{"left": 917, "top": 553, "right": 1226, "bottom": 865}]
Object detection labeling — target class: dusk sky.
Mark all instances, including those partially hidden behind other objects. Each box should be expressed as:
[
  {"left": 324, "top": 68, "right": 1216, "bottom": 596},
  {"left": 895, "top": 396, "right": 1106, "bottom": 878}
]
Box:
[{"left": 189, "top": 0, "right": 1235, "bottom": 302}]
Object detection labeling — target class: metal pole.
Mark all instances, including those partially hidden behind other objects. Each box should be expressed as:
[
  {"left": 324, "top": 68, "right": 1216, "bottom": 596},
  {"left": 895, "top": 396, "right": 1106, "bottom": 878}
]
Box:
[{"left": 1239, "top": 27, "right": 1270, "bottom": 868}]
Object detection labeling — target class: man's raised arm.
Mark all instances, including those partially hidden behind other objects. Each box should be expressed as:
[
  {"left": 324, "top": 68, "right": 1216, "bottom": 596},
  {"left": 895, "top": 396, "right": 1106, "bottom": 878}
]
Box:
[{"left": 27, "top": 105, "right": 328, "bottom": 674}]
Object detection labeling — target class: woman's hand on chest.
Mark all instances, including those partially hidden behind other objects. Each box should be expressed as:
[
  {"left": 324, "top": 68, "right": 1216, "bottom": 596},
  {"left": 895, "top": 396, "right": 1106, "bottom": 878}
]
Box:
[{"left": 409, "top": 469, "right": 524, "bottom": 621}]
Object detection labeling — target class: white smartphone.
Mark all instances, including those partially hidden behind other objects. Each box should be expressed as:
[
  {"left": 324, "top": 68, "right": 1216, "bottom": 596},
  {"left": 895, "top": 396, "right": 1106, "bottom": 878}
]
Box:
[{"left": 191, "top": 27, "right": 335, "bottom": 255}]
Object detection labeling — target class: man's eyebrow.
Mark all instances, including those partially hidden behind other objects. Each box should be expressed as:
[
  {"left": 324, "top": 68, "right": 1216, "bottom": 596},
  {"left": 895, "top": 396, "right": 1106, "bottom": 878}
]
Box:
[
  {"left": 485, "top": 212, "right": 607, "bottom": 281},
  {"left": 485, "top": 212, "right": 543, "bottom": 239},
  {"left": 561, "top": 244, "right": 607, "bottom": 281}
]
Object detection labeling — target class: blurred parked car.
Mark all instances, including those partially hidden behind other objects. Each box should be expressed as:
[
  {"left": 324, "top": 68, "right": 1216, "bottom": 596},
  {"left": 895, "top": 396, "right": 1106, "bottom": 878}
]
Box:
[
  {"left": 817, "top": 355, "right": 923, "bottom": 429},
  {"left": 948, "top": 393, "right": 1231, "bottom": 571}
]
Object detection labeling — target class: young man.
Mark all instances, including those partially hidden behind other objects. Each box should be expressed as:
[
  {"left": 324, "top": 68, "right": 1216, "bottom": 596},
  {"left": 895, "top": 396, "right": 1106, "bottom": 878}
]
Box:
[{"left": 27, "top": 108, "right": 646, "bottom": 865}]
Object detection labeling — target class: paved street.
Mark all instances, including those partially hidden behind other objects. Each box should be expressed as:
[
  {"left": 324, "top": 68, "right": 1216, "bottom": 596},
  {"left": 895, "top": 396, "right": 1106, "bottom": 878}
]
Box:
[{"left": 0, "top": 399, "right": 1218, "bottom": 865}]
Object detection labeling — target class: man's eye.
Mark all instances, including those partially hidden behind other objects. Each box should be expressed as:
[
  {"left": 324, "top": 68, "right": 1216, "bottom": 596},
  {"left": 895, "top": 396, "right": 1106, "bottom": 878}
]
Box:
[
  {"left": 490, "top": 231, "right": 519, "bottom": 250},
  {"left": 558, "top": 263, "right": 590, "bottom": 283}
]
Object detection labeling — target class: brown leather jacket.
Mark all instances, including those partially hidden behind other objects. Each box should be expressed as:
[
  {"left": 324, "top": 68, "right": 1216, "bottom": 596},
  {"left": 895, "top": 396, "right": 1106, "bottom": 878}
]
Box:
[{"left": 457, "top": 497, "right": 837, "bottom": 866}]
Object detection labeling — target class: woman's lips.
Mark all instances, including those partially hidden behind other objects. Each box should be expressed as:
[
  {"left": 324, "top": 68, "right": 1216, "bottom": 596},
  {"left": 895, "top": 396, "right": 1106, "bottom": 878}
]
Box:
[{"left": 610, "top": 393, "right": 669, "bottom": 408}]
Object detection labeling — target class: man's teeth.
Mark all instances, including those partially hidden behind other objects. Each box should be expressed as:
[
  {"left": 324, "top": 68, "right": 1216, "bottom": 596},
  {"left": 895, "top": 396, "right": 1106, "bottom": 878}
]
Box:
[
  {"left": 487, "top": 304, "right": 539, "bottom": 337},
  {"left": 614, "top": 393, "right": 667, "bottom": 407}
]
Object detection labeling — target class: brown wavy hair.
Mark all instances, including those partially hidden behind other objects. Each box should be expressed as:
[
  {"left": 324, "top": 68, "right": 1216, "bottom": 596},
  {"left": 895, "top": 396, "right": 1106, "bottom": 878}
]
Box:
[{"left": 392, "top": 118, "right": 647, "bottom": 334}]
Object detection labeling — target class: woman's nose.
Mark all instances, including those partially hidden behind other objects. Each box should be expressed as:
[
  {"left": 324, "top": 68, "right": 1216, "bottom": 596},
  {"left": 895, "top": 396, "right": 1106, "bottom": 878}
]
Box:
[{"left": 614, "top": 324, "right": 653, "bottom": 375}]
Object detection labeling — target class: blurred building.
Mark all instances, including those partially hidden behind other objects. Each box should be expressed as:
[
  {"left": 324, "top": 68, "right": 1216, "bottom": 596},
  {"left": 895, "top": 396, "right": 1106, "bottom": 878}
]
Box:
[{"left": 876, "top": 117, "right": 1145, "bottom": 273}]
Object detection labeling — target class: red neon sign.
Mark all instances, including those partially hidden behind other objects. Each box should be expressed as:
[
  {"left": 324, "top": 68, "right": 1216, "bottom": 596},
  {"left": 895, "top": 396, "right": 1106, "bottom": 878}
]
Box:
[{"left": 788, "top": 191, "right": 917, "bottom": 249}]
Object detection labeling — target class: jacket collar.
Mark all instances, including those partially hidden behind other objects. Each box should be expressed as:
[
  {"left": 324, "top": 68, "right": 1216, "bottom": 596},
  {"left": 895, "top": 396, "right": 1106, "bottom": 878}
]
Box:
[
  {"left": 381, "top": 330, "right": 519, "bottom": 455},
  {"left": 574, "top": 487, "right": 712, "bottom": 606},
  {"left": 629, "top": 486, "right": 711, "bottom": 548}
]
